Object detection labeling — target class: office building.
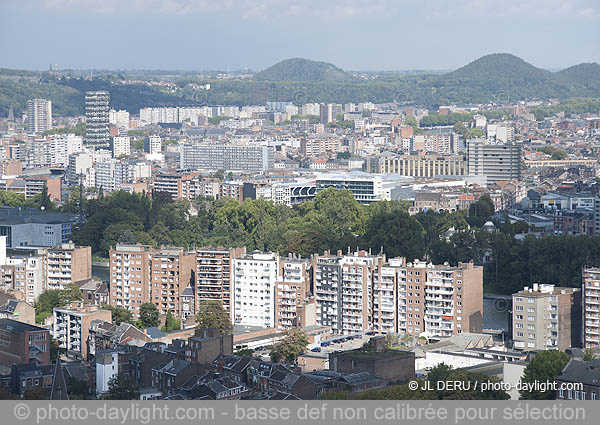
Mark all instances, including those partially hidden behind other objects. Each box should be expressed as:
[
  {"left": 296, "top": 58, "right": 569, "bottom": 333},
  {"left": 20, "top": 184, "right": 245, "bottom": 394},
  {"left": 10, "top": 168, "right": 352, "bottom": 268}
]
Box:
[
  {"left": 180, "top": 143, "right": 274, "bottom": 172},
  {"left": 583, "top": 268, "right": 600, "bottom": 348},
  {"left": 232, "top": 252, "right": 278, "bottom": 327},
  {"left": 85, "top": 91, "right": 110, "bottom": 147},
  {"left": 466, "top": 140, "right": 522, "bottom": 182},
  {"left": 315, "top": 174, "right": 383, "bottom": 204},
  {"left": 377, "top": 154, "right": 466, "bottom": 177},
  {"left": 512, "top": 284, "right": 581, "bottom": 351},
  {"left": 0, "top": 207, "right": 77, "bottom": 248},
  {"left": 26, "top": 99, "right": 52, "bottom": 134}
]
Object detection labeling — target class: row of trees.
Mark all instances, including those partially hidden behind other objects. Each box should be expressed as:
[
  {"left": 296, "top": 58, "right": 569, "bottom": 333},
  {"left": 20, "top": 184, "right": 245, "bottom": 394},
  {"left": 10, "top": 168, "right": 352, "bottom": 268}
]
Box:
[{"left": 66, "top": 188, "right": 600, "bottom": 295}]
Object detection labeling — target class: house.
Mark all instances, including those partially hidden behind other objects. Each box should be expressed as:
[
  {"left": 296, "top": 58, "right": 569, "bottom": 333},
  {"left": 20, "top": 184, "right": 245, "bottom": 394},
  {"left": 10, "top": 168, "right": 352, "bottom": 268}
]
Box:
[
  {"left": 186, "top": 328, "right": 233, "bottom": 364},
  {"left": 181, "top": 371, "right": 249, "bottom": 400},
  {"left": 151, "top": 359, "right": 204, "bottom": 395},
  {"left": 88, "top": 320, "right": 151, "bottom": 359},
  {"left": 0, "top": 300, "right": 35, "bottom": 325},
  {"left": 555, "top": 359, "right": 600, "bottom": 400},
  {"left": 212, "top": 354, "right": 253, "bottom": 384},
  {"left": 129, "top": 348, "right": 172, "bottom": 389}
]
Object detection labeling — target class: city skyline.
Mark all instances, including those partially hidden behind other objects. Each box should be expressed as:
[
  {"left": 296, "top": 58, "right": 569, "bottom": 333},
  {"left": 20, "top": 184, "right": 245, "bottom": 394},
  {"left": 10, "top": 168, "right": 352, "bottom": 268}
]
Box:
[{"left": 1, "top": 0, "right": 599, "bottom": 71}]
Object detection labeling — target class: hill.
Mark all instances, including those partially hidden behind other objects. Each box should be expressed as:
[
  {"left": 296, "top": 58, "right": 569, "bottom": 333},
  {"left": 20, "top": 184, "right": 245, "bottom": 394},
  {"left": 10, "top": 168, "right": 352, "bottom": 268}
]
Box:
[
  {"left": 254, "top": 58, "right": 355, "bottom": 82},
  {"left": 426, "top": 53, "right": 584, "bottom": 104},
  {"left": 556, "top": 62, "right": 600, "bottom": 90}
]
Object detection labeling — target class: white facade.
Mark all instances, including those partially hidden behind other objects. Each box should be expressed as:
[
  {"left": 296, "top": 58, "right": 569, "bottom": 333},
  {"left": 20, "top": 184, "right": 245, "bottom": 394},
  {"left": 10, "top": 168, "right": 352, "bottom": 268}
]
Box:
[
  {"left": 50, "top": 134, "right": 83, "bottom": 167},
  {"left": 27, "top": 99, "right": 52, "bottom": 134},
  {"left": 109, "top": 109, "right": 130, "bottom": 129},
  {"left": 96, "top": 351, "right": 119, "bottom": 395},
  {"left": 147, "top": 136, "right": 162, "bottom": 154},
  {"left": 112, "top": 136, "right": 131, "bottom": 158},
  {"left": 232, "top": 252, "right": 278, "bottom": 327}
]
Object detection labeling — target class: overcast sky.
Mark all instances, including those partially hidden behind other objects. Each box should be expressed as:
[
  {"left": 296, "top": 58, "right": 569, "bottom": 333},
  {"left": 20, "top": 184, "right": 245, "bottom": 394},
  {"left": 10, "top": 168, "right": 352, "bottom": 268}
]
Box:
[{"left": 1, "top": 0, "right": 599, "bottom": 71}]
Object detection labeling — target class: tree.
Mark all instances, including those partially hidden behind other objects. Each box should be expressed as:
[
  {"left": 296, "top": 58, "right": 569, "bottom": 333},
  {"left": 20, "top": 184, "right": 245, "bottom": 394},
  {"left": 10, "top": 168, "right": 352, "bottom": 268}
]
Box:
[
  {"left": 138, "top": 303, "right": 159, "bottom": 328},
  {"left": 104, "top": 375, "right": 139, "bottom": 400},
  {"left": 195, "top": 300, "right": 232, "bottom": 334},
  {"left": 23, "top": 386, "right": 46, "bottom": 400},
  {"left": 582, "top": 348, "right": 597, "bottom": 361},
  {"left": 269, "top": 329, "right": 309, "bottom": 363},
  {"left": 162, "top": 310, "right": 181, "bottom": 332},
  {"left": 520, "top": 350, "right": 570, "bottom": 400},
  {"left": 465, "top": 128, "right": 485, "bottom": 139},
  {"left": 102, "top": 304, "right": 133, "bottom": 325},
  {"left": 67, "top": 377, "right": 89, "bottom": 399}
]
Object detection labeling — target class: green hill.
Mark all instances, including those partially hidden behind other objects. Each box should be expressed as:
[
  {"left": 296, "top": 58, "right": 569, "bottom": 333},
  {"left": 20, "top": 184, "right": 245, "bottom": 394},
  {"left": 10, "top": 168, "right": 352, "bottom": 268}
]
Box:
[
  {"left": 254, "top": 58, "right": 355, "bottom": 82},
  {"left": 556, "top": 62, "right": 600, "bottom": 90}
]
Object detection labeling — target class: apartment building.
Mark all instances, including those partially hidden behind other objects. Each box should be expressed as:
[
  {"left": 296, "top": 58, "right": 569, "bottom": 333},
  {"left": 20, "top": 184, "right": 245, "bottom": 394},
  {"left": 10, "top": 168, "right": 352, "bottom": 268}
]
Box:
[
  {"left": 423, "top": 262, "right": 483, "bottom": 338},
  {"left": 512, "top": 284, "right": 581, "bottom": 351},
  {"left": 53, "top": 303, "right": 111, "bottom": 360},
  {"left": 313, "top": 250, "right": 385, "bottom": 335},
  {"left": 275, "top": 255, "right": 313, "bottom": 330},
  {"left": 150, "top": 247, "right": 195, "bottom": 316},
  {"left": 180, "top": 143, "right": 274, "bottom": 172},
  {"left": 582, "top": 268, "right": 600, "bottom": 348},
  {"left": 2, "top": 254, "right": 45, "bottom": 304},
  {"left": 26, "top": 98, "right": 52, "bottom": 134},
  {"left": 313, "top": 251, "right": 483, "bottom": 337},
  {"left": 109, "top": 244, "right": 152, "bottom": 318},
  {"left": 45, "top": 243, "right": 92, "bottom": 291},
  {"left": 232, "top": 252, "right": 278, "bottom": 327},
  {"left": 112, "top": 136, "right": 131, "bottom": 158},
  {"left": 195, "top": 247, "right": 246, "bottom": 319},
  {"left": 145, "top": 136, "right": 162, "bottom": 154},
  {"left": 300, "top": 138, "right": 343, "bottom": 157},
  {"left": 85, "top": 91, "right": 110, "bottom": 147}
]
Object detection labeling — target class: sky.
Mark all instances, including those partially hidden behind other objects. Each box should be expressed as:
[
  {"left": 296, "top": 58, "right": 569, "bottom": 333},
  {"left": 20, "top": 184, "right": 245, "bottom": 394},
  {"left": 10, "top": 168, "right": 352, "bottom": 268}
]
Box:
[{"left": 1, "top": 0, "right": 599, "bottom": 71}]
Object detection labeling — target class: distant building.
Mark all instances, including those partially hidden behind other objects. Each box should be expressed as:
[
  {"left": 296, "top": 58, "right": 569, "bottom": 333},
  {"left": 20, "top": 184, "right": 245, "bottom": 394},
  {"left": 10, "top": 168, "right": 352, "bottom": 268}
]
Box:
[
  {"left": 180, "top": 143, "right": 274, "bottom": 172},
  {"left": 112, "top": 136, "right": 131, "bottom": 158},
  {"left": 26, "top": 99, "right": 52, "bottom": 134},
  {"left": 466, "top": 140, "right": 522, "bottom": 183},
  {"left": 85, "top": 91, "right": 110, "bottom": 147},
  {"left": 46, "top": 243, "right": 92, "bottom": 291},
  {"left": 145, "top": 136, "right": 162, "bottom": 154}
]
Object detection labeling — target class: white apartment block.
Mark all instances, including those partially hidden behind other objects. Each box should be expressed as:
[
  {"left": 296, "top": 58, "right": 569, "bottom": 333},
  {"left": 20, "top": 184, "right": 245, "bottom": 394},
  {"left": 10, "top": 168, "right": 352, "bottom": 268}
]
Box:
[
  {"left": 109, "top": 109, "right": 130, "bottom": 129},
  {"left": 112, "top": 136, "right": 131, "bottom": 158},
  {"left": 50, "top": 134, "right": 83, "bottom": 167},
  {"left": 583, "top": 268, "right": 600, "bottom": 348},
  {"left": 232, "top": 252, "right": 278, "bottom": 327},
  {"left": 27, "top": 98, "right": 52, "bottom": 134},
  {"left": 146, "top": 136, "right": 162, "bottom": 154}
]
